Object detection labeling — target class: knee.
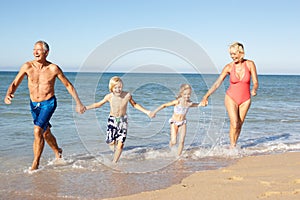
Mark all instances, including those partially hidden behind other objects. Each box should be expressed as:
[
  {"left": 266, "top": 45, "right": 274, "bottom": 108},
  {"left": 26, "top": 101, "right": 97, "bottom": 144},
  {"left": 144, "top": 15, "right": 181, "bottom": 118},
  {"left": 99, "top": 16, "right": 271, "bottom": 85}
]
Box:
[
  {"left": 230, "top": 120, "right": 242, "bottom": 129},
  {"left": 33, "top": 126, "right": 43, "bottom": 138}
]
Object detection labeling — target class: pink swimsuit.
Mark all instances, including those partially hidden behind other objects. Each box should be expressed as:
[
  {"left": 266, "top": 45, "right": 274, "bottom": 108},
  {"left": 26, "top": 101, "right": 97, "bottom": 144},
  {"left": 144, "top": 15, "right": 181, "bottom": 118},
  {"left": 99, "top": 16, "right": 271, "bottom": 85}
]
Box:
[{"left": 226, "top": 62, "right": 251, "bottom": 106}]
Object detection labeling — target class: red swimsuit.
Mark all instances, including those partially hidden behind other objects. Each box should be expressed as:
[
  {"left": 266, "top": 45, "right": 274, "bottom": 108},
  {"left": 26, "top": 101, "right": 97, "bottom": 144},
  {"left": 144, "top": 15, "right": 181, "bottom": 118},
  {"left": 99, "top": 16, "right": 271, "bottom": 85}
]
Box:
[{"left": 226, "top": 62, "right": 251, "bottom": 106}]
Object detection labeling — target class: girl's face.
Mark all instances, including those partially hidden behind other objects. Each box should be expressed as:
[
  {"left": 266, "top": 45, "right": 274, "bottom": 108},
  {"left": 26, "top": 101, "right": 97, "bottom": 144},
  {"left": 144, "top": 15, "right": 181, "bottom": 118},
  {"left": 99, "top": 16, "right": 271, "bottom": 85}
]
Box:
[
  {"left": 112, "top": 82, "right": 123, "bottom": 96},
  {"left": 229, "top": 47, "right": 243, "bottom": 63},
  {"left": 182, "top": 88, "right": 191, "bottom": 101}
]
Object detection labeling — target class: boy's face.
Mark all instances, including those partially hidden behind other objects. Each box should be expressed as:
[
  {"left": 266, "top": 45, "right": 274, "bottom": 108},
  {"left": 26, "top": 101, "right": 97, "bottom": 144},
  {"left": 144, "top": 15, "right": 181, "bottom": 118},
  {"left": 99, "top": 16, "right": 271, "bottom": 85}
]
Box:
[{"left": 112, "top": 82, "right": 123, "bottom": 96}]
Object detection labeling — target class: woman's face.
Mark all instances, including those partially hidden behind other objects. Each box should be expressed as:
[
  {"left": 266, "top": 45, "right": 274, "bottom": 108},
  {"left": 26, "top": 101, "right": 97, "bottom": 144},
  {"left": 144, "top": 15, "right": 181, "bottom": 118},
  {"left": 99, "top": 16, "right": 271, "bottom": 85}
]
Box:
[{"left": 229, "top": 47, "right": 243, "bottom": 63}]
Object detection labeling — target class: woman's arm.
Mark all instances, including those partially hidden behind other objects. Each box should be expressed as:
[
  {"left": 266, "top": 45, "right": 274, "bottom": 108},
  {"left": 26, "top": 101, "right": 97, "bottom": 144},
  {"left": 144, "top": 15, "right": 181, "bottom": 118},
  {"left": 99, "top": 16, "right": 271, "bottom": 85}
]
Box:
[
  {"left": 248, "top": 60, "right": 259, "bottom": 96},
  {"left": 200, "top": 64, "right": 230, "bottom": 106}
]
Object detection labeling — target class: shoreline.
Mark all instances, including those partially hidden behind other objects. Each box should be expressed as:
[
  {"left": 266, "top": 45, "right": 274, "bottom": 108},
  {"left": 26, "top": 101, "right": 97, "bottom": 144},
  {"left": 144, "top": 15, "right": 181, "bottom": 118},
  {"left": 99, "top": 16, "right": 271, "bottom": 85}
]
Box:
[{"left": 105, "top": 152, "right": 300, "bottom": 200}]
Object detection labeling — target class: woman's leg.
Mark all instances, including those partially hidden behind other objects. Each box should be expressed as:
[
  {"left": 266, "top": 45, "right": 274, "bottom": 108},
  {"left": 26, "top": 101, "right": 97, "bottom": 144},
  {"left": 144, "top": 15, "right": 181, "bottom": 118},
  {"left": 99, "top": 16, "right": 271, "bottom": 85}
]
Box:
[
  {"left": 225, "top": 95, "right": 240, "bottom": 148},
  {"left": 235, "top": 99, "right": 251, "bottom": 143}
]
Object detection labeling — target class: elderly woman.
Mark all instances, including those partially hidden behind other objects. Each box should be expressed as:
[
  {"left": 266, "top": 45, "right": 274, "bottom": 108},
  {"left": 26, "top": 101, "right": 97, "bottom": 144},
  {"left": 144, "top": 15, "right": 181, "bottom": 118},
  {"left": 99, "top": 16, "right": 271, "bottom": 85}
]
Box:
[{"left": 200, "top": 42, "right": 259, "bottom": 148}]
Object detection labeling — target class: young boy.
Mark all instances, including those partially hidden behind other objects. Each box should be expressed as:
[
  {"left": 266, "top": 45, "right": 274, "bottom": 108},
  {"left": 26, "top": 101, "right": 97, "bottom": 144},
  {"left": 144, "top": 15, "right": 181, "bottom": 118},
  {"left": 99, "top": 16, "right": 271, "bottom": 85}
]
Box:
[{"left": 85, "top": 76, "right": 151, "bottom": 163}]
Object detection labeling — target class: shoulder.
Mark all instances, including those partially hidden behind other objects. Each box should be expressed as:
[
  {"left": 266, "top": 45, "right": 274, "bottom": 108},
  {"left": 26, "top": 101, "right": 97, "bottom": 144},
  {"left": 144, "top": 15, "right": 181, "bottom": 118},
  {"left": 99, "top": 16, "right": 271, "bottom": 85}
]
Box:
[
  {"left": 48, "top": 62, "right": 62, "bottom": 73},
  {"left": 224, "top": 63, "right": 233, "bottom": 72},
  {"left": 122, "top": 91, "right": 131, "bottom": 99},
  {"left": 245, "top": 59, "right": 255, "bottom": 66},
  {"left": 172, "top": 99, "right": 180, "bottom": 105},
  {"left": 244, "top": 59, "right": 256, "bottom": 70},
  {"left": 22, "top": 61, "right": 33, "bottom": 70},
  {"left": 218, "top": 63, "right": 232, "bottom": 77},
  {"left": 104, "top": 93, "right": 113, "bottom": 101}
]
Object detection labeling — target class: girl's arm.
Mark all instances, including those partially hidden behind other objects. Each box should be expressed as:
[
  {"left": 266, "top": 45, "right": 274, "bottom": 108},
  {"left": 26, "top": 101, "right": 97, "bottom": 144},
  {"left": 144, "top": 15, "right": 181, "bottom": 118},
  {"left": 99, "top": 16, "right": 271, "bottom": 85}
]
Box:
[
  {"left": 200, "top": 64, "right": 230, "bottom": 106},
  {"left": 152, "top": 100, "right": 178, "bottom": 116},
  {"left": 85, "top": 94, "right": 110, "bottom": 110},
  {"left": 190, "top": 102, "right": 200, "bottom": 107}
]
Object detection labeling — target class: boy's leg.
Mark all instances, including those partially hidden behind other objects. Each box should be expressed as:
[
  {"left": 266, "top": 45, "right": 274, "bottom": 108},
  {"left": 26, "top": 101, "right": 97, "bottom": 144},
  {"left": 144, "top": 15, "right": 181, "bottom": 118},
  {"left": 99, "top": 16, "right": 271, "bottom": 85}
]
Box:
[
  {"left": 108, "top": 141, "right": 115, "bottom": 152},
  {"left": 113, "top": 141, "right": 124, "bottom": 163}
]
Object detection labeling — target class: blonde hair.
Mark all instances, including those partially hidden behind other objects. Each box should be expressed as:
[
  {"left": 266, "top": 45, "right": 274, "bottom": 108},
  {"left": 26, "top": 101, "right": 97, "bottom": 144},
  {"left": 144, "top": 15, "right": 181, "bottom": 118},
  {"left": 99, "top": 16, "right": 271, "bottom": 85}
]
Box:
[
  {"left": 229, "top": 42, "right": 244, "bottom": 54},
  {"left": 109, "top": 76, "right": 123, "bottom": 92},
  {"left": 177, "top": 84, "right": 192, "bottom": 99}
]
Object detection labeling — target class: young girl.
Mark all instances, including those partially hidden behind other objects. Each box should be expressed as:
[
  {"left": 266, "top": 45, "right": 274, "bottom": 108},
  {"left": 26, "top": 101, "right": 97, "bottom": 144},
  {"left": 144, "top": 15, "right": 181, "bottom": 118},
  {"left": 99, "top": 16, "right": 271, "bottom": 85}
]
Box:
[
  {"left": 85, "top": 76, "right": 151, "bottom": 163},
  {"left": 150, "top": 84, "right": 200, "bottom": 156}
]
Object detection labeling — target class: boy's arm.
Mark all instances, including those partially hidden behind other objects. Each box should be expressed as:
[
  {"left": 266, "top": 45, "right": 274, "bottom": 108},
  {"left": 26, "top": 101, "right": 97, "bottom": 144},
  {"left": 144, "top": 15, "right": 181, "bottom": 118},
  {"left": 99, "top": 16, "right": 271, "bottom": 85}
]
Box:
[
  {"left": 85, "top": 94, "right": 110, "bottom": 110},
  {"left": 129, "top": 97, "right": 151, "bottom": 116}
]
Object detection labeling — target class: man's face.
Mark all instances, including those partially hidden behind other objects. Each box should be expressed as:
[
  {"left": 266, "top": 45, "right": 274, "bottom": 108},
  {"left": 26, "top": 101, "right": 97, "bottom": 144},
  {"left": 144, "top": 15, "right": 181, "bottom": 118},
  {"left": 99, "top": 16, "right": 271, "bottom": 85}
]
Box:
[{"left": 33, "top": 43, "right": 48, "bottom": 61}]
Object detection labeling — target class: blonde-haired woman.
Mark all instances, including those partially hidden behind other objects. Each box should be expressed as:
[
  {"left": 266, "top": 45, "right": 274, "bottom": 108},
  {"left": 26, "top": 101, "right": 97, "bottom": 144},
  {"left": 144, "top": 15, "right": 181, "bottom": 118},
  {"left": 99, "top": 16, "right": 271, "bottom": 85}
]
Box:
[{"left": 200, "top": 42, "right": 259, "bottom": 148}]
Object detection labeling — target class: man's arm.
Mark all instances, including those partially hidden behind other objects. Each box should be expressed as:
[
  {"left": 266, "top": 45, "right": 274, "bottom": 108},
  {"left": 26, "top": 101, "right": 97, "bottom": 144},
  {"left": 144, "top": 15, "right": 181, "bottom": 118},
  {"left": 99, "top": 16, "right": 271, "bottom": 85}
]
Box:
[
  {"left": 56, "top": 66, "right": 85, "bottom": 113},
  {"left": 4, "top": 64, "right": 27, "bottom": 104}
]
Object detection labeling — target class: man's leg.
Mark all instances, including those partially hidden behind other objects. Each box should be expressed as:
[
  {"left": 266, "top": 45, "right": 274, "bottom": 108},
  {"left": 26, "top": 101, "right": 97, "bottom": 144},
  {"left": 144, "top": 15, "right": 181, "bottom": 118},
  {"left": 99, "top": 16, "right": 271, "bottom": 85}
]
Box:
[
  {"left": 43, "top": 127, "right": 62, "bottom": 159},
  {"left": 31, "top": 126, "right": 45, "bottom": 170}
]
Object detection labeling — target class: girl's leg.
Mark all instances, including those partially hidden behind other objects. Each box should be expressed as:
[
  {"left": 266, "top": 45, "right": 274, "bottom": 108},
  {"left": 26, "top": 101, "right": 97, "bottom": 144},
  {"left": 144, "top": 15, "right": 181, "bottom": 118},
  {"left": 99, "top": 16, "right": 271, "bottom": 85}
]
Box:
[
  {"left": 177, "top": 124, "right": 187, "bottom": 156},
  {"left": 169, "top": 124, "right": 178, "bottom": 148}
]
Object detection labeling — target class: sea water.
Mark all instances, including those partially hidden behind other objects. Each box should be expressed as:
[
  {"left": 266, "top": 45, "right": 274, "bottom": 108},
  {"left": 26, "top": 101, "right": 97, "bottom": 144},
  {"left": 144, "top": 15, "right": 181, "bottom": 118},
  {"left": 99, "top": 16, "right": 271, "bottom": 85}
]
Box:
[{"left": 0, "top": 72, "right": 299, "bottom": 199}]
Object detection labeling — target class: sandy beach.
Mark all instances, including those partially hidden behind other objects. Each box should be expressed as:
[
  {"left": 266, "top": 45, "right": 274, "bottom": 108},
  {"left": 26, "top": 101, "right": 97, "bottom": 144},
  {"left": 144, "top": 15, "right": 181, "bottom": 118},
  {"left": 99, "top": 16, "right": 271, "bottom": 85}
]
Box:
[{"left": 105, "top": 152, "right": 300, "bottom": 200}]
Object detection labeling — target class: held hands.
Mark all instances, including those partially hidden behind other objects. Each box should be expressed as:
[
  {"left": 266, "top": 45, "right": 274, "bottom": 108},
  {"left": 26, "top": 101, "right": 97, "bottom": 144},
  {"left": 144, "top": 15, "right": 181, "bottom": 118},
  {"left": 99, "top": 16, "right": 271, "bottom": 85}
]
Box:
[
  {"left": 76, "top": 103, "right": 86, "bottom": 114},
  {"left": 199, "top": 98, "right": 208, "bottom": 107},
  {"left": 4, "top": 94, "right": 14, "bottom": 104},
  {"left": 148, "top": 111, "right": 156, "bottom": 118}
]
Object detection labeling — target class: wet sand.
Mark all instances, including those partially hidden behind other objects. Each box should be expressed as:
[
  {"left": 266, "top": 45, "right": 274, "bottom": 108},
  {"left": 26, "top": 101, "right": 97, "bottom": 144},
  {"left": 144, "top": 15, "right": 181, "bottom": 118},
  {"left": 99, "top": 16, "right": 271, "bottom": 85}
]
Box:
[{"left": 105, "top": 152, "right": 300, "bottom": 200}]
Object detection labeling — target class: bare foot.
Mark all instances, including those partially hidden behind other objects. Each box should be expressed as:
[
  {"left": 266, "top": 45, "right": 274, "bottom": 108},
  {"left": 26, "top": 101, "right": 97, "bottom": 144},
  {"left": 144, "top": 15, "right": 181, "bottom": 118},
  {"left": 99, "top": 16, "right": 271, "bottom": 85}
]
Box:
[
  {"left": 31, "top": 160, "right": 39, "bottom": 171},
  {"left": 55, "top": 148, "right": 63, "bottom": 159}
]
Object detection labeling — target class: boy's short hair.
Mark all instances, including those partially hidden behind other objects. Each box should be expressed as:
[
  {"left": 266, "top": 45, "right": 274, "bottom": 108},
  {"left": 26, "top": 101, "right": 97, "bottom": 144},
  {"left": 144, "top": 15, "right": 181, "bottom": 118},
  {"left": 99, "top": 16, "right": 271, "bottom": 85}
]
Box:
[{"left": 109, "top": 76, "right": 123, "bottom": 92}]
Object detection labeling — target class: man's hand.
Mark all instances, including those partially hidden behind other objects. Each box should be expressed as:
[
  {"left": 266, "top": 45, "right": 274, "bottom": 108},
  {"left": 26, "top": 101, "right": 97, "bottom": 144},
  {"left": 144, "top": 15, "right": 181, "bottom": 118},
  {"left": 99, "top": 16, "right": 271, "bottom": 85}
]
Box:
[{"left": 4, "top": 94, "right": 14, "bottom": 104}]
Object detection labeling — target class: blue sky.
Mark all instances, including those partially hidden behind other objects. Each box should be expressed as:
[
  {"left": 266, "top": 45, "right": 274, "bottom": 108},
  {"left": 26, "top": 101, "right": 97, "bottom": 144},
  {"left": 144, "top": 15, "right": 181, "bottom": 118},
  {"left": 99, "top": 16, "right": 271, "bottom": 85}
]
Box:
[{"left": 0, "top": 0, "right": 299, "bottom": 74}]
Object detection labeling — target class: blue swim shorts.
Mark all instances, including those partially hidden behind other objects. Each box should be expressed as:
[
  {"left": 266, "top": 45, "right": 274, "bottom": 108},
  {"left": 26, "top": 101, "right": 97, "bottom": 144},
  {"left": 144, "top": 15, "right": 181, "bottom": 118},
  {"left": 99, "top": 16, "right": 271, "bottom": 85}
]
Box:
[
  {"left": 106, "top": 115, "right": 128, "bottom": 144},
  {"left": 30, "top": 96, "right": 57, "bottom": 131}
]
